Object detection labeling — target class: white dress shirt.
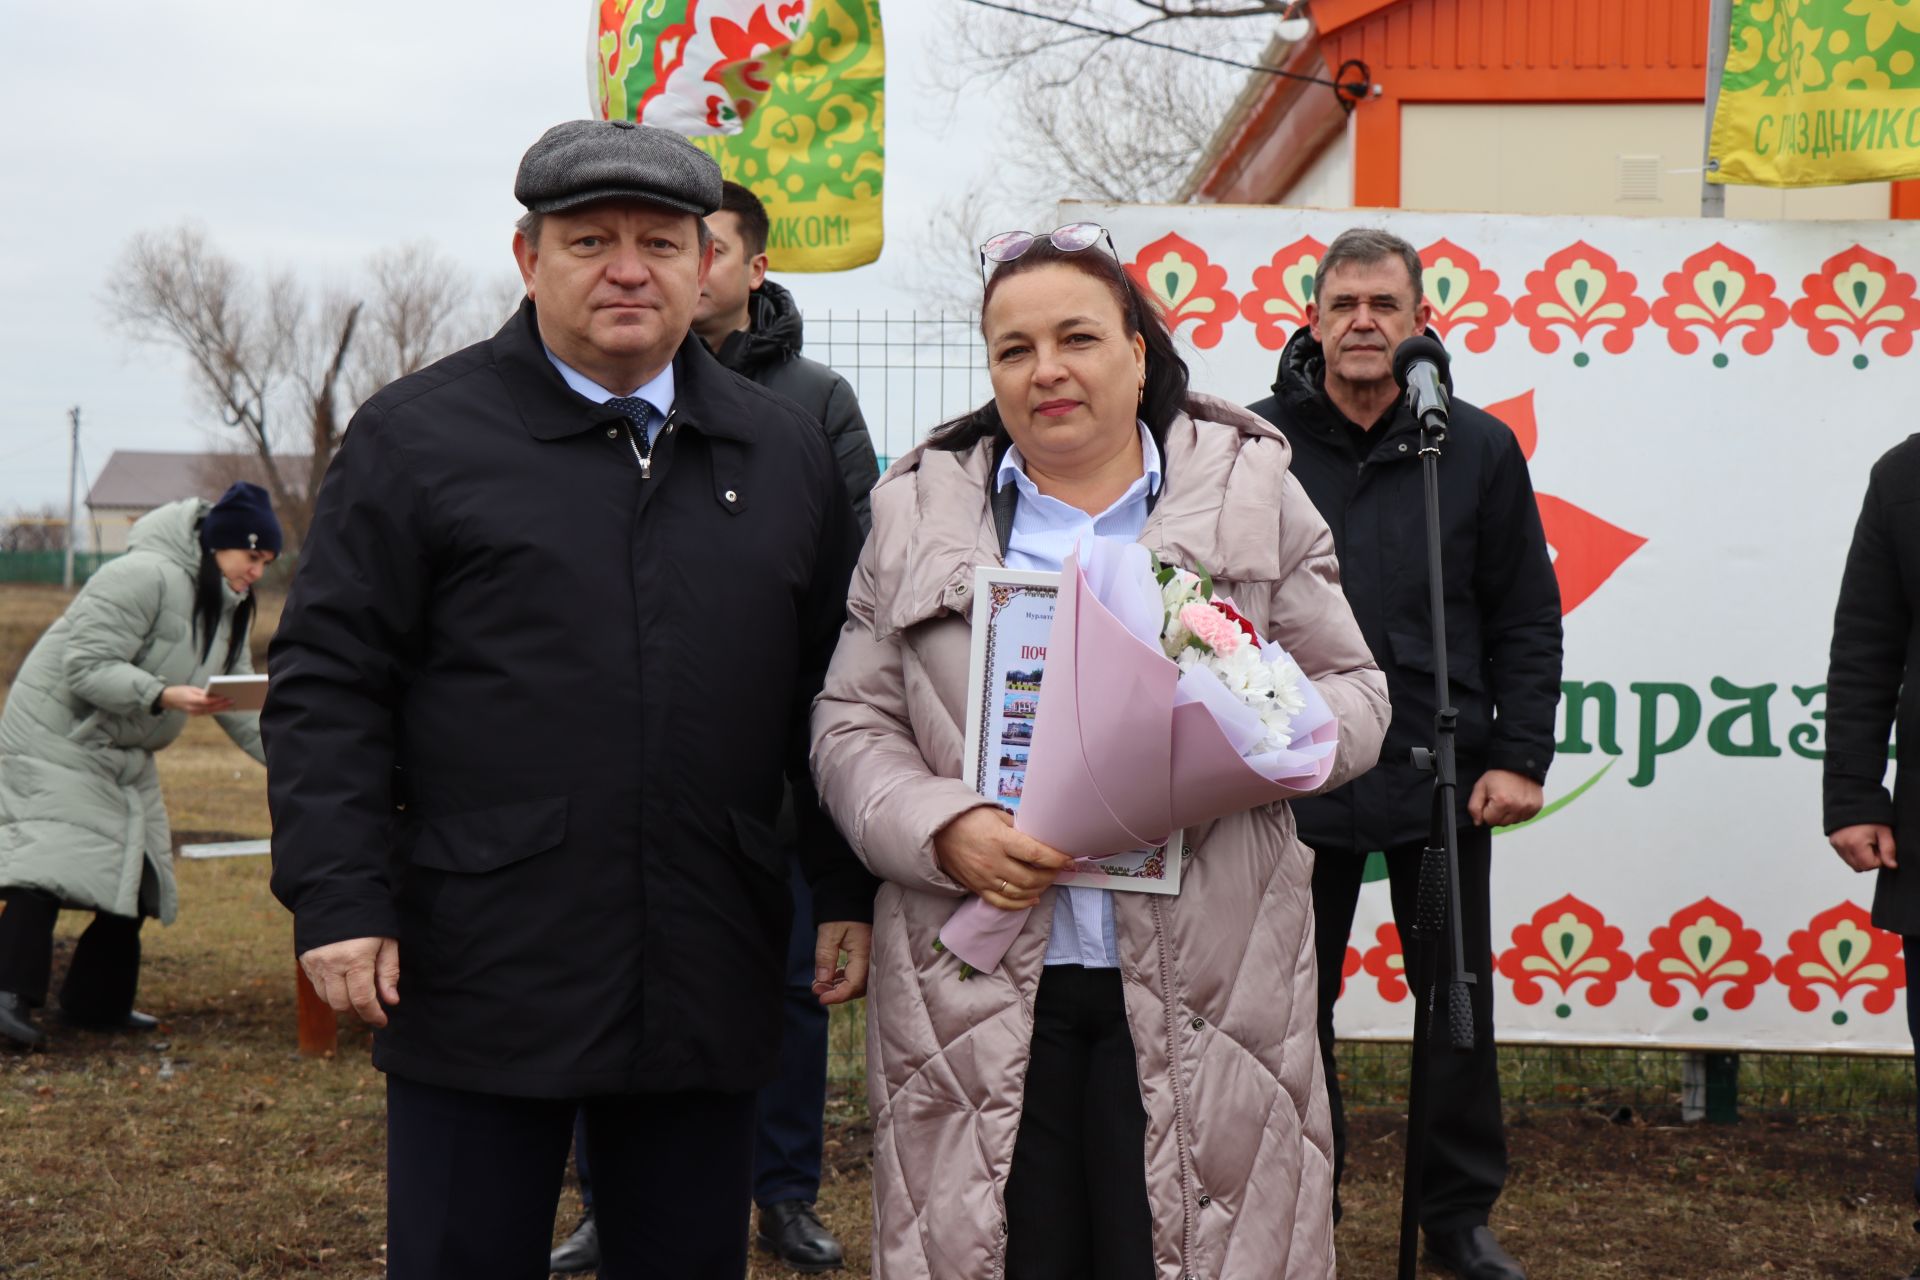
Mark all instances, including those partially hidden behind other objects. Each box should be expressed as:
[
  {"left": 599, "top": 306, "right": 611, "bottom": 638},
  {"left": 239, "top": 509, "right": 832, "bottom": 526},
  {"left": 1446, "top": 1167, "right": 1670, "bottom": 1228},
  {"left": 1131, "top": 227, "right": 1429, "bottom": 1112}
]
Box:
[
  {"left": 996, "top": 422, "right": 1163, "bottom": 969},
  {"left": 545, "top": 347, "right": 677, "bottom": 446}
]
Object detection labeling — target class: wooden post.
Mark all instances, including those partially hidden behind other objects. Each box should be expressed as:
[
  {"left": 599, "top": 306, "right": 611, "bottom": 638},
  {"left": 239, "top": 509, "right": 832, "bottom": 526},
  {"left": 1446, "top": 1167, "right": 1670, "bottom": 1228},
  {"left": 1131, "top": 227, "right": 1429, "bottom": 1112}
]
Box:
[{"left": 296, "top": 960, "right": 337, "bottom": 1056}]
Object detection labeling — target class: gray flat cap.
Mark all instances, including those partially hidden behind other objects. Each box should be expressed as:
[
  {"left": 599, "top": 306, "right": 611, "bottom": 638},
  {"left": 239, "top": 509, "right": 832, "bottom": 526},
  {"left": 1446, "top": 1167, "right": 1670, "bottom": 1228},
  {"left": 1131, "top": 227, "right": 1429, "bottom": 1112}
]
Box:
[{"left": 515, "top": 119, "right": 723, "bottom": 217}]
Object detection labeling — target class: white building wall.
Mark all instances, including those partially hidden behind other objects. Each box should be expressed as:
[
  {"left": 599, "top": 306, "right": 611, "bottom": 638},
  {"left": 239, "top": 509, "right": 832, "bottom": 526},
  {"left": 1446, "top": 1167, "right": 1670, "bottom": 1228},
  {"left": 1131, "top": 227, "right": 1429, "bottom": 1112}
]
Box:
[
  {"left": 1276, "top": 121, "right": 1355, "bottom": 211},
  {"left": 1401, "top": 103, "right": 1892, "bottom": 220},
  {"left": 86, "top": 510, "right": 142, "bottom": 554}
]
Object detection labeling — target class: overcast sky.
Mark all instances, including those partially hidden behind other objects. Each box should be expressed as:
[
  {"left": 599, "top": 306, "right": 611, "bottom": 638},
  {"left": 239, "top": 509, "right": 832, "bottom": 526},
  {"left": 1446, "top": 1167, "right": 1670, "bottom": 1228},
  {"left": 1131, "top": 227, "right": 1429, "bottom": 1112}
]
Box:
[{"left": 0, "top": 3, "right": 1022, "bottom": 512}]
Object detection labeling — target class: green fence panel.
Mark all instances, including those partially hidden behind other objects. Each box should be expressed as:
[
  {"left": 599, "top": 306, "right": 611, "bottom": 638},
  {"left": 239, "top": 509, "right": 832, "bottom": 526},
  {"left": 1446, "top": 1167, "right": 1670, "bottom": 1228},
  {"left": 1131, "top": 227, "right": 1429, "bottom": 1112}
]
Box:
[{"left": 0, "top": 551, "right": 120, "bottom": 585}]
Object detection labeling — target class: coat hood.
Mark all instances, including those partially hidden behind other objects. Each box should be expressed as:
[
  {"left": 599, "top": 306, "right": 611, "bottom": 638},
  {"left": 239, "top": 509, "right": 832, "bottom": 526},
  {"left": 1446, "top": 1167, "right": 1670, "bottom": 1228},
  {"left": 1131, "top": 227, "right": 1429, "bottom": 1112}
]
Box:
[
  {"left": 127, "top": 497, "right": 211, "bottom": 578},
  {"left": 713, "top": 279, "right": 804, "bottom": 378},
  {"left": 1273, "top": 325, "right": 1329, "bottom": 414}
]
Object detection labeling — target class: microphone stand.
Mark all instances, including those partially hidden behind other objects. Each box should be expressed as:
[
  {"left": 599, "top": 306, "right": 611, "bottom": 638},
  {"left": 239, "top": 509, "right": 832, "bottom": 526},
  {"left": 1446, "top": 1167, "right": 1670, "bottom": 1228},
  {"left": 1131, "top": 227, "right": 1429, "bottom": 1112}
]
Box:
[{"left": 1397, "top": 397, "right": 1477, "bottom": 1280}]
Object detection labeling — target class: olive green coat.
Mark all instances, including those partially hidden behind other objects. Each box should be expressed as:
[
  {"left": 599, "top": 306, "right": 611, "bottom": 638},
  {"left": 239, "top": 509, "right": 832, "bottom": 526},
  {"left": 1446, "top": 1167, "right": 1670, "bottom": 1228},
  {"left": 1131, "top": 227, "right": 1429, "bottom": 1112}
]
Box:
[{"left": 0, "top": 498, "right": 263, "bottom": 922}]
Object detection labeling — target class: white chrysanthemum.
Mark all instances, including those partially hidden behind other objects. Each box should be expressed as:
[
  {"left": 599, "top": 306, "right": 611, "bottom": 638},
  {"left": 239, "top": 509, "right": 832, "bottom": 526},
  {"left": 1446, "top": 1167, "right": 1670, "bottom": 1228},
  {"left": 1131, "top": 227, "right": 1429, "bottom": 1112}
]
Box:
[
  {"left": 1257, "top": 655, "right": 1309, "bottom": 752},
  {"left": 1179, "top": 645, "right": 1310, "bottom": 754}
]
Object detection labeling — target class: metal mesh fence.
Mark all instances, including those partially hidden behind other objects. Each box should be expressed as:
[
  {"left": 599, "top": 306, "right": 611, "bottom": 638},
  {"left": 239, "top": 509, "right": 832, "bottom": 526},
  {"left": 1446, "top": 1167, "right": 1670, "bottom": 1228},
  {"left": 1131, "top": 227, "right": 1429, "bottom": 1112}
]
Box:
[
  {"left": 806, "top": 310, "right": 1915, "bottom": 1122},
  {"left": 0, "top": 550, "right": 117, "bottom": 585},
  {"left": 806, "top": 310, "right": 991, "bottom": 469}
]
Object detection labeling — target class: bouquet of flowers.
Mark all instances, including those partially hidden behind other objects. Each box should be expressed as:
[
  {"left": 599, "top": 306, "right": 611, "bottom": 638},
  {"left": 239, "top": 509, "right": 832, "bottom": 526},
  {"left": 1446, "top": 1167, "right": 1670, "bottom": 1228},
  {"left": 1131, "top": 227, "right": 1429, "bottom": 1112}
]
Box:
[
  {"left": 937, "top": 539, "right": 1339, "bottom": 974},
  {"left": 1155, "top": 556, "right": 1315, "bottom": 761}
]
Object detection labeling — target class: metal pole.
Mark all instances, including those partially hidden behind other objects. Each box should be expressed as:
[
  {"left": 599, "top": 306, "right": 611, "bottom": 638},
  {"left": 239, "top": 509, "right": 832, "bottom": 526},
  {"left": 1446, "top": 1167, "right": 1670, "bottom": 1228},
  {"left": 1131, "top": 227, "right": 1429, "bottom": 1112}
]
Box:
[
  {"left": 1398, "top": 407, "right": 1475, "bottom": 1280},
  {"left": 1696, "top": 0, "right": 1749, "bottom": 1119},
  {"left": 1701, "top": 0, "right": 1733, "bottom": 217},
  {"left": 63, "top": 406, "right": 79, "bottom": 590}
]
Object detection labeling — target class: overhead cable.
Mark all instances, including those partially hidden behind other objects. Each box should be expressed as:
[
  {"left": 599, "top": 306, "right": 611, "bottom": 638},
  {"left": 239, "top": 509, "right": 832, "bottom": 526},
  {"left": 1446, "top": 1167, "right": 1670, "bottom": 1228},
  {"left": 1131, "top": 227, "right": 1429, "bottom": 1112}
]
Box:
[{"left": 959, "top": 0, "right": 1372, "bottom": 100}]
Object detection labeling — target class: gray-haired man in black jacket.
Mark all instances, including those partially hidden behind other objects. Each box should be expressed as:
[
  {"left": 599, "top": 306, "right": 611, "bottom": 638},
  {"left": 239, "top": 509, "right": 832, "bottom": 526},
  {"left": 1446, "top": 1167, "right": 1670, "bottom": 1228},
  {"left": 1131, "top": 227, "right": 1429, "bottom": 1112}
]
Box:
[{"left": 1248, "top": 227, "right": 1563, "bottom": 1280}]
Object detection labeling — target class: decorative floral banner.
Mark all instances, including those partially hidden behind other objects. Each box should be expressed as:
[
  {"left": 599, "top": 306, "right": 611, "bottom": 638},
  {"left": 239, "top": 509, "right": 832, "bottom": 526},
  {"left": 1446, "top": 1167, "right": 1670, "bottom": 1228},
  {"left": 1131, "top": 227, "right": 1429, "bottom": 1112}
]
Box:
[
  {"left": 592, "top": 1, "right": 807, "bottom": 135},
  {"left": 1072, "top": 199, "right": 1920, "bottom": 1053},
  {"left": 589, "top": 0, "right": 883, "bottom": 272},
  {"left": 1710, "top": 0, "right": 1920, "bottom": 188}
]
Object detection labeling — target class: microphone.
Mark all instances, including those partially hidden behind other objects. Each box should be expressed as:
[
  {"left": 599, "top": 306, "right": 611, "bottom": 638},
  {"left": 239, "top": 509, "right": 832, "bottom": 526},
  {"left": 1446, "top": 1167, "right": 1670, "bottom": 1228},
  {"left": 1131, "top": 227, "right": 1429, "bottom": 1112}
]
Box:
[{"left": 1392, "top": 333, "right": 1452, "bottom": 434}]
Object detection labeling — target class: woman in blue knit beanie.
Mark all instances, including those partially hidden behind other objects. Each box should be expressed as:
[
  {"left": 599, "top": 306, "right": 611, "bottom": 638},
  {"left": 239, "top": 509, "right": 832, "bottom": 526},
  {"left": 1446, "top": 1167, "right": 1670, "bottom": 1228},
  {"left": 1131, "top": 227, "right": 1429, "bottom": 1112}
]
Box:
[{"left": 0, "top": 481, "right": 280, "bottom": 1049}]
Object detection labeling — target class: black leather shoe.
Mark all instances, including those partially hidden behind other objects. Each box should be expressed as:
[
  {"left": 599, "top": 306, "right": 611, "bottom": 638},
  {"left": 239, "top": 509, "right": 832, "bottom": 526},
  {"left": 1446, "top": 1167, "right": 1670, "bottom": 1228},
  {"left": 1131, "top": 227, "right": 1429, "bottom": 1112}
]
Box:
[
  {"left": 57, "top": 1008, "right": 159, "bottom": 1032},
  {"left": 548, "top": 1212, "right": 599, "bottom": 1275},
  {"left": 1425, "top": 1225, "right": 1527, "bottom": 1280},
  {"left": 756, "top": 1200, "right": 844, "bottom": 1274},
  {"left": 0, "top": 993, "right": 45, "bottom": 1050}
]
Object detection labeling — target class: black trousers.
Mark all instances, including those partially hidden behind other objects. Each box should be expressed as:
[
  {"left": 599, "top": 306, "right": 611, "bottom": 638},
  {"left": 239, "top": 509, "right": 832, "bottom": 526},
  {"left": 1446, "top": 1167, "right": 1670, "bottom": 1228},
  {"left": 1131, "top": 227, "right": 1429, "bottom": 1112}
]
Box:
[
  {"left": 1004, "top": 964, "right": 1155, "bottom": 1280},
  {"left": 1312, "top": 823, "right": 1506, "bottom": 1233},
  {"left": 0, "top": 888, "right": 144, "bottom": 1021},
  {"left": 387, "top": 1074, "right": 757, "bottom": 1280}
]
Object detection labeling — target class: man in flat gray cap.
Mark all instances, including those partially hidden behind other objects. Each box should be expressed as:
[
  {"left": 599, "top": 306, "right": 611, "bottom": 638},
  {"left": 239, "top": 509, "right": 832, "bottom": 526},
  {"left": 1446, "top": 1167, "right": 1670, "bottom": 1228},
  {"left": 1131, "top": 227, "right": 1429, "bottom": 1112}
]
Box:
[{"left": 263, "top": 118, "right": 877, "bottom": 1280}]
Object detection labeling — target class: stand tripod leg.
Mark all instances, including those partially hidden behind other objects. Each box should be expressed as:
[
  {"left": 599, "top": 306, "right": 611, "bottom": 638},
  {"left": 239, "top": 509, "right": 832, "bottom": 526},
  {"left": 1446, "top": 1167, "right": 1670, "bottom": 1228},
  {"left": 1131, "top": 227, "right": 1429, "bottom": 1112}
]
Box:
[{"left": 1399, "top": 928, "right": 1442, "bottom": 1278}]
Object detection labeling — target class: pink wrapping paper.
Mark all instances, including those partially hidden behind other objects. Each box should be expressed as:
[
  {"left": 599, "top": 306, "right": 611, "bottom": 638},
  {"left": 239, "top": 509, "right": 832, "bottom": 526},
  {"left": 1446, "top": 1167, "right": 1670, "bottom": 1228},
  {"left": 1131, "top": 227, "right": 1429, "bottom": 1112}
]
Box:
[
  {"left": 938, "top": 543, "right": 1341, "bottom": 974},
  {"left": 1009, "top": 543, "right": 1175, "bottom": 856}
]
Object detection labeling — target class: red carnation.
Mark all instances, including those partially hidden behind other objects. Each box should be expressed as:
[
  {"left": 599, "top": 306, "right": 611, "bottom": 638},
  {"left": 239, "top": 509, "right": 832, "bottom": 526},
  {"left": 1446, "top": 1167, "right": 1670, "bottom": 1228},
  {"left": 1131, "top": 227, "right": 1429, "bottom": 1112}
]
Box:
[{"left": 1212, "top": 598, "right": 1261, "bottom": 643}]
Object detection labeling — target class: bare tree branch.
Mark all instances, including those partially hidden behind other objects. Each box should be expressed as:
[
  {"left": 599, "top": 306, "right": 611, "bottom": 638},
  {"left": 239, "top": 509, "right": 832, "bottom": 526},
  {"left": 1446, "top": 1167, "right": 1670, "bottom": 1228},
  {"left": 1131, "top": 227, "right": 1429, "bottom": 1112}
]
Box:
[
  {"left": 943, "top": 1, "right": 1276, "bottom": 197},
  {"left": 1122, "top": 0, "right": 1293, "bottom": 16},
  {"left": 903, "top": 188, "right": 1042, "bottom": 318},
  {"left": 105, "top": 227, "right": 485, "bottom": 547},
  {"left": 0, "top": 506, "right": 69, "bottom": 553},
  {"left": 908, "top": 0, "right": 1280, "bottom": 308}
]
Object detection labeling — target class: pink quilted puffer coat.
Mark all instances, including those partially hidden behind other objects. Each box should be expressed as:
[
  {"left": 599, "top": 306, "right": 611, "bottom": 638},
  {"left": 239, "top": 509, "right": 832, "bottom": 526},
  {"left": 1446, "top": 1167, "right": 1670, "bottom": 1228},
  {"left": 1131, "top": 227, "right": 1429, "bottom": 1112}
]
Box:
[{"left": 811, "top": 395, "right": 1390, "bottom": 1280}]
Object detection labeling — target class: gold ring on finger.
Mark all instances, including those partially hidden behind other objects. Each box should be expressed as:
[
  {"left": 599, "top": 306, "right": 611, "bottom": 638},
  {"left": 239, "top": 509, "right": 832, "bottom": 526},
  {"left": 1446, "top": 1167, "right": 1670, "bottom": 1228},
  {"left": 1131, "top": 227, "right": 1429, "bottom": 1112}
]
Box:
[{"left": 998, "top": 878, "right": 1011, "bottom": 895}]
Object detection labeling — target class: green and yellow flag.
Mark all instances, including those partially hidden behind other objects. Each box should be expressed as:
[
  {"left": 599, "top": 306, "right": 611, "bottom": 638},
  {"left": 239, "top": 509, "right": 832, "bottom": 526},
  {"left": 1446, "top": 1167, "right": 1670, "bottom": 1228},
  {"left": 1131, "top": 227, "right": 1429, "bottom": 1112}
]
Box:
[
  {"left": 591, "top": 0, "right": 884, "bottom": 271},
  {"left": 1709, "top": 0, "right": 1920, "bottom": 187}
]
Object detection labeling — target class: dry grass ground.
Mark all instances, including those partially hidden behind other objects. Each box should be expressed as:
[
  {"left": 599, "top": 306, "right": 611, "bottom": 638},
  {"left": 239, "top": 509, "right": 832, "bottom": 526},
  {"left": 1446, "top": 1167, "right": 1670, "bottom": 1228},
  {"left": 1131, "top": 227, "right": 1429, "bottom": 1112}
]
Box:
[{"left": 3, "top": 583, "right": 1920, "bottom": 1278}]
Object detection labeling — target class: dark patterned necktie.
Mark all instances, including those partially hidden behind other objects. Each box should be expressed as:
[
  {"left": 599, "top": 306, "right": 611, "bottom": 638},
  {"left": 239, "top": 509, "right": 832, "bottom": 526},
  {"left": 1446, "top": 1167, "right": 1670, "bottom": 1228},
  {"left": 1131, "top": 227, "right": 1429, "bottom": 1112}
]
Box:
[
  {"left": 606, "top": 396, "right": 657, "bottom": 442},
  {"left": 605, "top": 396, "right": 659, "bottom": 474}
]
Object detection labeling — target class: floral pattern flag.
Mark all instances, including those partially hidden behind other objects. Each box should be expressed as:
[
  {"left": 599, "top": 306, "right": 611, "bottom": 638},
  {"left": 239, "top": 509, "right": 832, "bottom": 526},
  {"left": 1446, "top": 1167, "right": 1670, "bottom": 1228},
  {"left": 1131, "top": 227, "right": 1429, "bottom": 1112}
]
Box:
[
  {"left": 1709, "top": 0, "right": 1920, "bottom": 187},
  {"left": 589, "top": 0, "right": 884, "bottom": 271}
]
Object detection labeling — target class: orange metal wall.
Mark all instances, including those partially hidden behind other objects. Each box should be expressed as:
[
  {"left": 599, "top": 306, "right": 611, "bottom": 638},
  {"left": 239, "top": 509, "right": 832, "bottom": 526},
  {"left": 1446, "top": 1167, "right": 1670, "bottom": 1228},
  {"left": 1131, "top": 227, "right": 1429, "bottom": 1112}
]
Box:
[
  {"left": 1317, "top": 0, "right": 1709, "bottom": 82},
  {"left": 1314, "top": 0, "right": 1712, "bottom": 206}
]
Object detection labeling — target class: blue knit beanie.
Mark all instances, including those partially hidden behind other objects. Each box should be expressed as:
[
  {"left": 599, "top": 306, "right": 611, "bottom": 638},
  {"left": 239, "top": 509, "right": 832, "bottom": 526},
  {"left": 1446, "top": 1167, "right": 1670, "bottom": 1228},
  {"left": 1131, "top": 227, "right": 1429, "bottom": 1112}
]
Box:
[{"left": 200, "top": 482, "right": 283, "bottom": 555}]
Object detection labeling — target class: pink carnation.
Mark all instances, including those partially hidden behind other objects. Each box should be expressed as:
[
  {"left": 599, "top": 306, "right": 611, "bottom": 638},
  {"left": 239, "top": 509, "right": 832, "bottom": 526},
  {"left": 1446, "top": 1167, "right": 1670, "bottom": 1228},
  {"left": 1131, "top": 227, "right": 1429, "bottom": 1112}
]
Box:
[{"left": 1179, "top": 601, "right": 1243, "bottom": 655}]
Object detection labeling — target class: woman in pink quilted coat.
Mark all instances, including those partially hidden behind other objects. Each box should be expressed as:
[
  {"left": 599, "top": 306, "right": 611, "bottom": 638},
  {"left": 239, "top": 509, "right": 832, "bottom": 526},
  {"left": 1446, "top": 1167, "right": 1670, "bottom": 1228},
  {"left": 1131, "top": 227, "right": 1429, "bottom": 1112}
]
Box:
[{"left": 811, "top": 226, "right": 1389, "bottom": 1280}]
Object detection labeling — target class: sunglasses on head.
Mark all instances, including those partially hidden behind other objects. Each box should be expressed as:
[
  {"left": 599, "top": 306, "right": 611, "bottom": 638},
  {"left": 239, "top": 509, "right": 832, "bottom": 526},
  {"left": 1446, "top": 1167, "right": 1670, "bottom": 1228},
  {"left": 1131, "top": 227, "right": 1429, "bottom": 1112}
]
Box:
[{"left": 977, "top": 222, "right": 1121, "bottom": 285}]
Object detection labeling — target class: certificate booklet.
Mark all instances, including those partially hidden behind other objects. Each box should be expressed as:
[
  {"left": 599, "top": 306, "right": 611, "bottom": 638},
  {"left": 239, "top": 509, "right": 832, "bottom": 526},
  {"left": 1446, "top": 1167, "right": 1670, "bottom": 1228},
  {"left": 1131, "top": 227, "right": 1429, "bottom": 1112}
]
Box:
[
  {"left": 202, "top": 674, "right": 268, "bottom": 712},
  {"left": 960, "top": 566, "right": 1183, "bottom": 895}
]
